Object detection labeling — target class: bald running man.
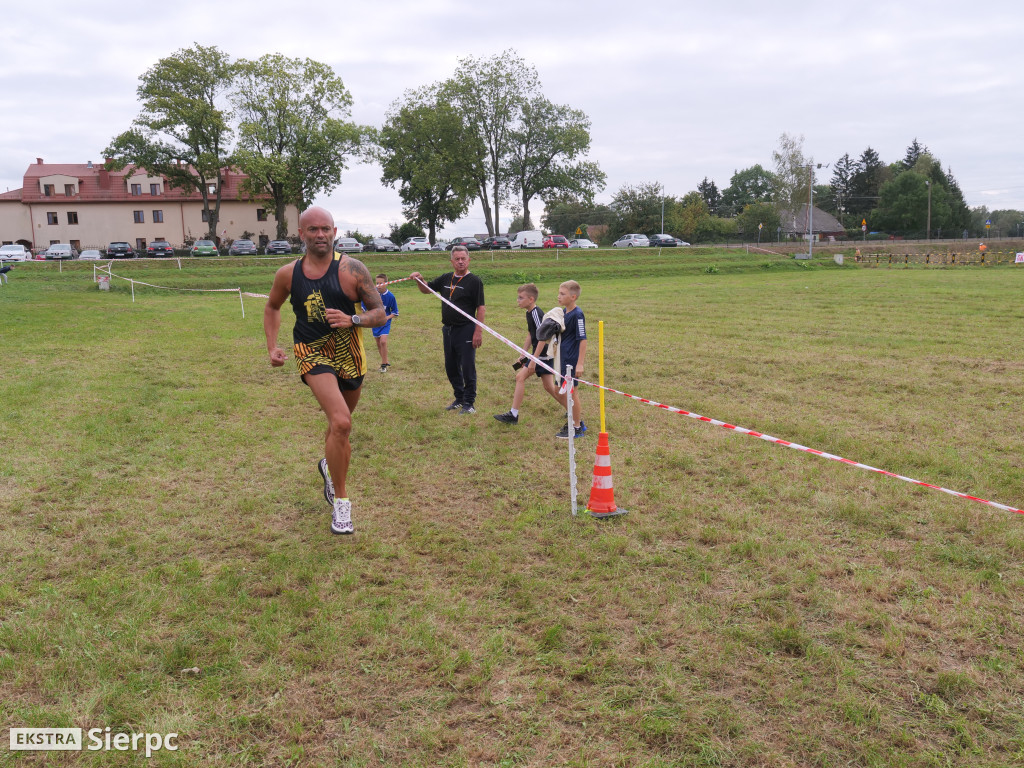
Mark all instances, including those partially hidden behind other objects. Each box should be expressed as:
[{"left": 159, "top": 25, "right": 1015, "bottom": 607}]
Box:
[{"left": 264, "top": 207, "right": 386, "bottom": 534}]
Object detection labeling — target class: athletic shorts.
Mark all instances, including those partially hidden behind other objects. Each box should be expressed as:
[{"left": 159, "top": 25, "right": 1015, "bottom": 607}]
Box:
[
  {"left": 301, "top": 366, "right": 364, "bottom": 391},
  {"left": 534, "top": 357, "right": 554, "bottom": 378}
]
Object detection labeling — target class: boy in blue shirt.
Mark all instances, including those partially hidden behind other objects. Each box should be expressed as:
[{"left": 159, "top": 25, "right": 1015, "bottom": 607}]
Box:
[
  {"left": 551, "top": 280, "right": 587, "bottom": 439},
  {"left": 366, "top": 273, "right": 399, "bottom": 372}
]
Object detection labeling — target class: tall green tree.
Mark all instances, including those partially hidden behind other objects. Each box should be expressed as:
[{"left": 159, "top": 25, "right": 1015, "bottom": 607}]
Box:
[
  {"left": 697, "top": 177, "right": 722, "bottom": 215},
  {"left": 667, "top": 192, "right": 712, "bottom": 243},
  {"left": 719, "top": 165, "right": 776, "bottom": 216},
  {"left": 772, "top": 132, "right": 810, "bottom": 211},
  {"left": 873, "top": 170, "right": 951, "bottom": 236},
  {"left": 442, "top": 51, "right": 540, "bottom": 236},
  {"left": 104, "top": 44, "right": 235, "bottom": 240},
  {"left": 848, "top": 147, "right": 887, "bottom": 221},
  {"left": 377, "top": 88, "right": 478, "bottom": 244},
  {"left": 827, "top": 153, "right": 856, "bottom": 225},
  {"left": 541, "top": 198, "right": 614, "bottom": 238},
  {"left": 506, "top": 96, "right": 605, "bottom": 230},
  {"left": 736, "top": 202, "right": 781, "bottom": 243},
  {"left": 231, "top": 54, "right": 365, "bottom": 239},
  {"left": 609, "top": 182, "right": 666, "bottom": 237},
  {"left": 902, "top": 138, "right": 929, "bottom": 170}
]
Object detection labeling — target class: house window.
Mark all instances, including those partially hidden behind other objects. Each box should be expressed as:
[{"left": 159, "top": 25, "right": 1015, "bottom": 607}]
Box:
[
  {"left": 256, "top": 208, "right": 267, "bottom": 221},
  {"left": 47, "top": 212, "right": 58, "bottom": 225},
  {"left": 67, "top": 212, "right": 79, "bottom": 225},
  {"left": 153, "top": 210, "right": 164, "bottom": 223},
  {"left": 202, "top": 210, "right": 209, "bottom": 222},
  {"left": 136, "top": 238, "right": 147, "bottom": 251},
  {"left": 207, "top": 183, "right": 217, "bottom": 195},
  {"left": 150, "top": 183, "right": 161, "bottom": 195},
  {"left": 133, "top": 210, "right": 144, "bottom": 223},
  {"left": 64, "top": 184, "right": 75, "bottom": 196},
  {"left": 43, "top": 184, "right": 54, "bottom": 197},
  {"left": 131, "top": 183, "right": 142, "bottom": 196}
]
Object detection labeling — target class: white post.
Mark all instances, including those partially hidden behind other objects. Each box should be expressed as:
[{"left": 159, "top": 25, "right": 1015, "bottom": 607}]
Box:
[
  {"left": 130, "top": 280, "right": 135, "bottom": 302},
  {"left": 566, "top": 364, "right": 577, "bottom": 517},
  {"left": 177, "top": 257, "right": 181, "bottom": 270},
  {"left": 238, "top": 289, "right": 245, "bottom": 319}
]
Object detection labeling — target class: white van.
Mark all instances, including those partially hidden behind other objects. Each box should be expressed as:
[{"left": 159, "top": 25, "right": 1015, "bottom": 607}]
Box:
[{"left": 509, "top": 230, "right": 544, "bottom": 249}]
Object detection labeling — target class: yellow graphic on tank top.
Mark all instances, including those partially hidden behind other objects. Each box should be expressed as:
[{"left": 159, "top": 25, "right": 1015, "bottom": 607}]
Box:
[
  {"left": 294, "top": 327, "right": 366, "bottom": 379},
  {"left": 304, "top": 290, "right": 327, "bottom": 323}
]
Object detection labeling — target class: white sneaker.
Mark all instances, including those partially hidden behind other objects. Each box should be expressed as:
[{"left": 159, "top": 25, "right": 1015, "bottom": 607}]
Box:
[
  {"left": 318, "top": 458, "right": 334, "bottom": 506},
  {"left": 331, "top": 498, "right": 353, "bottom": 535}
]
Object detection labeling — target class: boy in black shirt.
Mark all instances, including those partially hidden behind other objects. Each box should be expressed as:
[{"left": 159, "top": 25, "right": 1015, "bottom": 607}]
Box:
[{"left": 493, "top": 283, "right": 558, "bottom": 425}]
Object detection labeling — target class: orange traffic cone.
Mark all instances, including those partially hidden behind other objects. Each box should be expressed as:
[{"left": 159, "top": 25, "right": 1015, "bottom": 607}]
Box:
[{"left": 587, "top": 432, "right": 628, "bottom": 519}]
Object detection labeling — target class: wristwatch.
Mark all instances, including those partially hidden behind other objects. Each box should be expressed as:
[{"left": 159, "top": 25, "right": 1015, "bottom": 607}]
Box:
[{"left": 351, "top": 314, "right": 361, "bottom": 326}]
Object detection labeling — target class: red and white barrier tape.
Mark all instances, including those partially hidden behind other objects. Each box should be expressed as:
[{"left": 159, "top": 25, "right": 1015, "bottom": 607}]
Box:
[{"left": 413, "top": 276, "right": 1023, "bottom": 516}]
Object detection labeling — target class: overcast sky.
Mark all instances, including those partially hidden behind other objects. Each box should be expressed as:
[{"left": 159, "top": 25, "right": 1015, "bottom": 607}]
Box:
[{"left": 3, "top": 0, "right": 1021, "bottom": 238}]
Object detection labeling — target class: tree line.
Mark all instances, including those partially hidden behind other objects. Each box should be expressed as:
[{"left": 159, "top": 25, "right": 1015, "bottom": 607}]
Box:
[
  {"left": 106, "top": 46, "right": 1017, "bottom": 246},
  {"left": 551, "top": 135, "right": 1011, "bottom": 246}
]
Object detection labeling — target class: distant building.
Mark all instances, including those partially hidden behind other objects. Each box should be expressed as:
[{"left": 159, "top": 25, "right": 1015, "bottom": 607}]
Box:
[
  {"left": 779, "top": 204, "right": 846, "bottom": 240},
  {"left": 0, "top": 158, "right": 298, "bottom": 253}
]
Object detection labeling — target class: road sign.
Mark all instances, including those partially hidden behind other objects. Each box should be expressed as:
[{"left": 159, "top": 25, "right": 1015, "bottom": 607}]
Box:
[
  {"left": 758, "top": 222, "right": 763, "bottom": 230},
  {"left": 575, "top": 227, "right": 582, "bottom": 236},
  {"left": 861, "top": 219, "right": 867, "bottom": 226},
  {"left": 985, "top": 219, "right": 991, "bottom": 229}
]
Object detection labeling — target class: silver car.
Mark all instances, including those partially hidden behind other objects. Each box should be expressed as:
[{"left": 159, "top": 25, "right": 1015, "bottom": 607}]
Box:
[
  {"left": 44, "top": 243, "right": 78, "bottom": 259},
  {"left": 612, "top": 234, "right": 650, "bottom": 248},
  {"left": 568, "top": 238, "right": 598, "bottom": 249},
  {"left": 79, "top": 249, "right": 103, "bottom": 260}
]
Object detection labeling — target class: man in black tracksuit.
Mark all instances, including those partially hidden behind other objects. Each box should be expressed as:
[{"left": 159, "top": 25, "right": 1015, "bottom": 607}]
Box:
[{"left": 410, "top": 246, "right": 486, "bottom": 414}]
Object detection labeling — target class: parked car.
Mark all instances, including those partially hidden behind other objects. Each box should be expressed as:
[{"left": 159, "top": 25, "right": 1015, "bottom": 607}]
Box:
[
  {"left": 265, "top": 240, "right": 293, "bottom": 255},
  {"left": 648, "top": 234, "right": 678, "bottom": 247},
  {"left": 106, "top": 242, "right": 135, "bottom": 258},
  {"left": 334, "top": 237, "right": 363, "bottom": 253},
  {"left": 146, "top": 240, "right": 174, "bottom": 257},
  {"left": 79, "top": 249, "right": 103, "bottom": 260},
  {"left": 543, "top": 235, "right": 570, "bottom": 249},
  {"left": 363, "top": 238, "right": 399, "bottom": 252},
  {"left": 191, "top": 240, "right": 218, "bottom": 256},
  {"left": 612, "top": 234, "right": 650, "bottom": 248},
  {"left": 228, "top": 238, "right": 258, "bottom": 256},
  {"left": 673, "top": 237, "right": 691, "bottom": 246},
  {"left": 568, "top": 238, "right": 598, "bottom": 249},
  {"left": 44, "top": 243, "right": 78, "bottom": 260},
  {"left": 400, "top": 236, "right": 431, "bottom": 252},
  {"left": 480, "top": 236, "right": 511, "bottom": 249},
  {"left": 509, "top": 230, "right": 544, "bottom": 248},
  {"left": 0, "top": 244, "right": 31, "bottom": 262},
  {"left": 447, "top": 236, "right": 482, "bottom": 251},
  {"left": 430, "top": 240, "right": 449, "bottom": 251}
]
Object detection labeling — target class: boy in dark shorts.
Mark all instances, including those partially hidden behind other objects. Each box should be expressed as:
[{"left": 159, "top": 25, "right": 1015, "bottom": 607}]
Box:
[
  {"left": 550, "top": 280, "right": 587, "bottom": 439},
  {"left": 493, "top": 283, "right": 558, "bottom": 425}
]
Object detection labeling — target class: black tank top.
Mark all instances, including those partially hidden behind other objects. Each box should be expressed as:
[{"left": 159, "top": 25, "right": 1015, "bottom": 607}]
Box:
[{"left": 289, "top": 258, "right": 366, "bottom": 378}]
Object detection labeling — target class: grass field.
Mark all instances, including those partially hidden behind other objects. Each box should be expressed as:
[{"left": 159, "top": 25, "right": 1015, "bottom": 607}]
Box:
[{"left": 1, "top": 251, "right": 1023, "bottom": 767}]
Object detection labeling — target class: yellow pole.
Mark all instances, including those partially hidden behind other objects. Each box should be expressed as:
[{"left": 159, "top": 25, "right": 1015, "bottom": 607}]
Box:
[{"left": 599, "top": 320, "right": 606, "bottom": 434}]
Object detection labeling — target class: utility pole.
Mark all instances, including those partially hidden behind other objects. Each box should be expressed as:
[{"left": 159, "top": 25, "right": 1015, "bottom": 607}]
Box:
[
  {"left": 926, "top": 180, "right": 932, "bottom": 241},
  {"left": 808, "top": 163, "right": 815, "bottom": 259}
]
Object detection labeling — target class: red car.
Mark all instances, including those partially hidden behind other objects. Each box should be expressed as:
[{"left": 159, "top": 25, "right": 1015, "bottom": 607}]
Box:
[{"left": 543, "top": 235, "right": 569, "bottom": 249}]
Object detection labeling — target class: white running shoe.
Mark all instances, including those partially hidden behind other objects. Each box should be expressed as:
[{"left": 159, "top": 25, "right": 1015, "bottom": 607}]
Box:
[
  {"left": 318, "top": 458, "right": 335, "bottom": 506},
  {"left": 331, "top": 498, "right": 353, "bottom": 535}
]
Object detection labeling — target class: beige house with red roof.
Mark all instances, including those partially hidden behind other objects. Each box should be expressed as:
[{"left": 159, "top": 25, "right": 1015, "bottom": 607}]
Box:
[{"left": 0, "top": 158, "right": 298, "bottom": 253}]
